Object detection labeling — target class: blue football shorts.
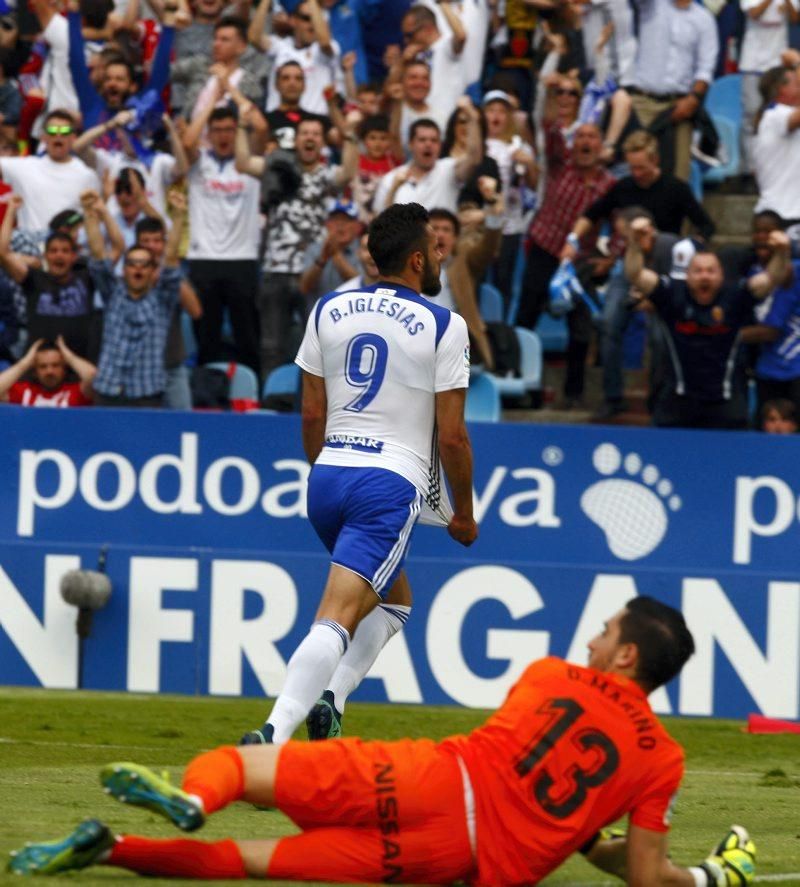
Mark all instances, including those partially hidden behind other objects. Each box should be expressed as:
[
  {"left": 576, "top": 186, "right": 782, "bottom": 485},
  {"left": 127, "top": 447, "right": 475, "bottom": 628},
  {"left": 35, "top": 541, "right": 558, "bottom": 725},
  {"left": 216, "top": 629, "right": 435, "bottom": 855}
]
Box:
[{"left": 307, "top": 465, "right": 422, "bottom": 598}]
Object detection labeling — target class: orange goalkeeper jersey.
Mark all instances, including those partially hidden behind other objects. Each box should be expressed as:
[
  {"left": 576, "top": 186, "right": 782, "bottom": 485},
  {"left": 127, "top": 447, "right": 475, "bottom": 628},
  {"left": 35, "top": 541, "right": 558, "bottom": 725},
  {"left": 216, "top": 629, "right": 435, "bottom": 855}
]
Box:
[{"left": 441, "top": 657, "right": 684, "bottom": 886}]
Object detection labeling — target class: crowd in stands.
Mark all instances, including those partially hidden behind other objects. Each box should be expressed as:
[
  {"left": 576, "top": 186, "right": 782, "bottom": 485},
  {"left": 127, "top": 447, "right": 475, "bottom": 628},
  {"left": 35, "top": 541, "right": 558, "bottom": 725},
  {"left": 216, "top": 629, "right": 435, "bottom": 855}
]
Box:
[{"left": 0, "top": 0, "right": 797, "bottom": 432}]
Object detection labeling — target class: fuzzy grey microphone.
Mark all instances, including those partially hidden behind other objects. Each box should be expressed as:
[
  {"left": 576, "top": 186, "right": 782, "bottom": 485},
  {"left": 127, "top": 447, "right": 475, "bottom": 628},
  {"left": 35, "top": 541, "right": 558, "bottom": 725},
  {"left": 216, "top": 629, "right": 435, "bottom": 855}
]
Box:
[{"left": 60, "top": 549, "right": 112, "bottom": 639}]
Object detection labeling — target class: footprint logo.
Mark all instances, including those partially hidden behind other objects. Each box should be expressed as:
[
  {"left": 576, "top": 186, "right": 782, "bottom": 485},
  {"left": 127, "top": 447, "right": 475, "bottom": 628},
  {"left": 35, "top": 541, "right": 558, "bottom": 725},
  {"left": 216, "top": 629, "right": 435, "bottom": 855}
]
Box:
[{"left": 581, "top": 443, "right": 682, "bottom": 561}]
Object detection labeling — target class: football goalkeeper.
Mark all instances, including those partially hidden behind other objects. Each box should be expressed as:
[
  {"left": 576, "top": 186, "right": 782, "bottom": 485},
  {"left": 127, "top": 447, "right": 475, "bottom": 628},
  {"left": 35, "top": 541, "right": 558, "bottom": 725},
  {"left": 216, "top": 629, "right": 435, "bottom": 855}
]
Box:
[{"left": 8, "top": 597, "right": 756, "bottom": 885}]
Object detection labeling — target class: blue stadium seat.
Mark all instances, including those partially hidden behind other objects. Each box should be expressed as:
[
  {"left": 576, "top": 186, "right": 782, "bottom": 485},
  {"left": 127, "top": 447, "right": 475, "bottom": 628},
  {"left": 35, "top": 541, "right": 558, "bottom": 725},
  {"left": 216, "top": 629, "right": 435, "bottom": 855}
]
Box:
[
  {"left": 703, "top": 116, "right": 741, "bottom": 184},
  {"left": 515, "top": 327, "right": 543, "bottom": 390},
  {"left": 181, "top": 311, "right": 198, "bottom": 367},
  {"left": 479, "top": 282, "right": 505, "bottom": 322},
  {"left": 263, "top": 362, "right": 300, "bottom": 401},
  {"left": 535, "top": 312, "right": 568, "bottom": 353},
  {"left": 205, "top": 362, "right": 259, "bottom": 402},
  {"left": 465, "top": 373, "right": 501, "bottom": 422},
  {"left": 706, "top": 73, "right": 743, "bottom": 128}
]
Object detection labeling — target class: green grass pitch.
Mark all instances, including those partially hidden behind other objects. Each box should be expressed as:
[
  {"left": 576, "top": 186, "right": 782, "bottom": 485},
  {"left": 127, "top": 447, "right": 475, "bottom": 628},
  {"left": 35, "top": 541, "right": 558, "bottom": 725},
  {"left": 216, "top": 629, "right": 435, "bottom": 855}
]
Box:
[{"left": 1, "top": 688, "right": 799, "bottom": 885}]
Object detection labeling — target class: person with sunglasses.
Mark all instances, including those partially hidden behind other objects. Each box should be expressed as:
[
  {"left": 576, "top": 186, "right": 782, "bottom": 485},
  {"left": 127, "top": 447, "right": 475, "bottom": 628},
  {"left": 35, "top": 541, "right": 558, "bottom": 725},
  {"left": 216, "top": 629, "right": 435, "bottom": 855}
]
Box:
[
  {"left": 0, "top": 109, "right": 100, "bottom": 234},
  {"left": 250, "top": 0, "right": 344, "bottom": 117}
]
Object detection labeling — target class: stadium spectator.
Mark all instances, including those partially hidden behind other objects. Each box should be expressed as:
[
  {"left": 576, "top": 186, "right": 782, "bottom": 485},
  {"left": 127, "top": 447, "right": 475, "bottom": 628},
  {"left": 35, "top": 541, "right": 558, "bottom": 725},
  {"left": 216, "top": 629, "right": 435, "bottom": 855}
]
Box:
[
  {"left": 753, "top": 64, "right": 800, "bottom": 232},
  {"left": 594, "top": 207, "right": 682, "bottom": 420},
  {"left": 299, "top": 201, "right": 362, "bottom": 301},
  {"left": 67, "top": 1, "right": 176, "bottom": 135},
  {"left": 519, "top": 123, "right": 614, "bottom": 331},
  {"left": 234, "top": 99, "right": 360, "bottom": 374},
  {"left": 28, "top": 0, "right": 80, "bottom": 123},
  {"left": 250, "top": 0, "right": 344, "bottom": 116},
  {"left": 135, "top": 215, "right": 203, "bottom": 411},
  {"left": 740, "top": 0, "right": 799, "bottom": 172},
  {"left": 0, "top": 194, "right": 120, "bottom": 360},
  {"left": 183, "top": 101, "right": 261, "bottom": 374},
  {"left": 188, "top": 17, "right": 263, "bottom": 122},
  {"left": 9, "top": 598, "right": 759, "bottom": 887},
  {"left": 427, "top": 184, "right": 502, "bottom": 370},
  {"left": 240, "top": 202, "right": 476, "bottom": 745},
  {"left": 440, "top": 103, "right": 501, "bottom": 209},
  {"left": 350, "top": 113, "right": 403, "bottom": 223},
  {"left": 482, "top": 88, "right": 537, "bottom": 309},
  {"left": 86, "top": 190, "right": 185, "bottom": 407},
  {"left": 110, "top": 168, "right": 163, "bottom": 254},
  {"left": 761, "top": 397, "right": 798, "bottom": 432},
  {"left": 627, "top": 0, "right": 718, "bottom": 181},
  {"left": 399, "top": 4, "right": 467, "bottom": 114},
  {"left": 385, "top": 58, "right": 448, "bottom": 150},
  {"left": 373, "top": 103, "right": 482, "bottom": 214},
  {"left": 264, "top": 60, "right": 333, "bottom": 150},
  {"left": 563, "top": 131, "right": 715, "bottom": 263},
  {"left": 625, "top": 221, "right": 792, "bottom": 428},
  {"left": 0, "top": 110, "right": 100, "bottom": 233},
  {"left": 749, "top": 220, "right": 800, "bottom": 420},
  {"left": 333, "top": 230, "right": 379, "bottom": 290},
  {"left": 418, "top": 0, "right": 490, "bottom": 96},
  {"left": 73, "top": 111, "right": 189, "bottom": 219},
  {"left": 0, "top": 336, "right": 95, "bottom": 406}
]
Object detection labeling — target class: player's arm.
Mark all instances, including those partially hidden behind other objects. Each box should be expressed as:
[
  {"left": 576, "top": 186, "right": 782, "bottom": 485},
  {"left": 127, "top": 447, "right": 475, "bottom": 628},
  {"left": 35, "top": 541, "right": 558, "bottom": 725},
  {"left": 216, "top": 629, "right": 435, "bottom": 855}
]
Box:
[
  {"left": 301, "top": 371, "right": 327, "bottom": 463},
  {"left": 585, "top": 823, "right": 757, "bottom": 886},
  {"left": 435, "top": 387, "right": 477, "bottom": 546}
]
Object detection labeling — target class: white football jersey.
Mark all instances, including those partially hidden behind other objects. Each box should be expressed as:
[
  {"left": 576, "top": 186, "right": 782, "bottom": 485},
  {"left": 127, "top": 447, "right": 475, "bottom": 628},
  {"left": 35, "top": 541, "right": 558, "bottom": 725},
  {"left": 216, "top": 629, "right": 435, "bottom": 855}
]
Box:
[{"left": 296, "top": 282, "right": 470, "bottom": 513}]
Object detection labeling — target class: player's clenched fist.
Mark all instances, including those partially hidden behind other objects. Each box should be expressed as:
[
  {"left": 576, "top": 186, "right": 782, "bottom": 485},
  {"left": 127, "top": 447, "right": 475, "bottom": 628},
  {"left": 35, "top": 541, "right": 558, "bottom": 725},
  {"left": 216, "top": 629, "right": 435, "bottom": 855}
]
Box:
[{"left": 448, "top": 514, "right": 478, "bottom": 546}]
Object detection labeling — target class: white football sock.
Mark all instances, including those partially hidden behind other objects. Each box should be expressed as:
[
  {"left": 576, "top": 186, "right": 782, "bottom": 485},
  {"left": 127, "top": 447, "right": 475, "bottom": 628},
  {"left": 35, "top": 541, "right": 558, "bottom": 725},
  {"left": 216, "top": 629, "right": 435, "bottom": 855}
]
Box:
[
  {"left": 328, "top": 604, "right": 411, "bottom": 713},
  {"left": 268, "top": 620, "right": 350, "bottom": 743}
]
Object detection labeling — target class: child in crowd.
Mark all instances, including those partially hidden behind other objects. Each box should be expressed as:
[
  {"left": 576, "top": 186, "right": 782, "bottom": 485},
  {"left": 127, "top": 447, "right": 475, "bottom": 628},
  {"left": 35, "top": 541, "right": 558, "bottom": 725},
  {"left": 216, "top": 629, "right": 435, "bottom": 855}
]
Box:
[
  {"left": 761, "top": 398, "right": 798, "bottom": 433},
  {"left": 351, "top": 113, "right": 403, "bottom": 223}
]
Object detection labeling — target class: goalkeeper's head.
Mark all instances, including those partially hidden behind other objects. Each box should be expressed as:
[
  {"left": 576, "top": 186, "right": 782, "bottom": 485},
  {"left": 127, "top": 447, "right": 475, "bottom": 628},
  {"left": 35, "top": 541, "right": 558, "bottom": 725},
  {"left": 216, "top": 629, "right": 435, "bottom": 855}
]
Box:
[{"left": 618, "top": 597, "right": 696, "bottom": 692}]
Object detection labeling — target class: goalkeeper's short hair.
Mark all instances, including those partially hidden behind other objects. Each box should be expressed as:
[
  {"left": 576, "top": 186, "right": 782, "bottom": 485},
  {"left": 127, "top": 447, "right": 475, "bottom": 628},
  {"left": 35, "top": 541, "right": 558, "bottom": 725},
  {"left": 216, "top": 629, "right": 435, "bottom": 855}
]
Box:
[{"left": 619, "top": 597, "right": 695, "bottom": 691}]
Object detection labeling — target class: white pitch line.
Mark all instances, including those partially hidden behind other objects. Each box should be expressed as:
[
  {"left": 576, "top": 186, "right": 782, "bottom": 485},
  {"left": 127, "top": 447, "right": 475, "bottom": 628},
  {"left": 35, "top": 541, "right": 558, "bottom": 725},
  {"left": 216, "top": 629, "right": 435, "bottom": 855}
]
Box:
[
  {"left": 756, "top": 875, "right": 800, "bottom": 883},
  {"left": 0, "top": 737, "right": 182, "bottom": 752}
]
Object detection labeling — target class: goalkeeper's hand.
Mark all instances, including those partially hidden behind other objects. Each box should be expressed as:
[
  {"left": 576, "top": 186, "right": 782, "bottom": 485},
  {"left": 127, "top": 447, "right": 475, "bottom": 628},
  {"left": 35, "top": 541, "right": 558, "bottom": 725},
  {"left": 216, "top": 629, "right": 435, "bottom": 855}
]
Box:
[{"left": 699, "top": 825, "right": 756, "bottom": 886}]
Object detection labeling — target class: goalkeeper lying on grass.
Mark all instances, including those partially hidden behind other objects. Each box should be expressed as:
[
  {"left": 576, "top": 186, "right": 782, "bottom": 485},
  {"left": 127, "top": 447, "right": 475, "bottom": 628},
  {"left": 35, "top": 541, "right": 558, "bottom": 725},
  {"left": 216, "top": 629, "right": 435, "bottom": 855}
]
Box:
[{"left": 8, "top": 597, "right": 757, "bottom": 885}]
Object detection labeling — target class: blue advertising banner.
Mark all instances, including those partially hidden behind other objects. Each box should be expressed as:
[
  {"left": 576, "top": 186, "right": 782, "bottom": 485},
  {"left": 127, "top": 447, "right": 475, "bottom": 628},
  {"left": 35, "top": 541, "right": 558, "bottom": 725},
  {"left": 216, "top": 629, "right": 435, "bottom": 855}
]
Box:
[{"left": 1, "top": 406, "right": 799, "bottom": 719}]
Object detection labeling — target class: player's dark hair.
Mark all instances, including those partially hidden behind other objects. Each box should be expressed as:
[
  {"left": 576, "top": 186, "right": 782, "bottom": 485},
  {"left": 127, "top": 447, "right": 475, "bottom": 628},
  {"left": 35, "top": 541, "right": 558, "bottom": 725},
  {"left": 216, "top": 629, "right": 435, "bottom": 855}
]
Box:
[
  {"left": 409, "top": 117, "right": 440, "bottom": 142},
  {"left": 44, "top": 231, "right": 76, "bottom": 251},
  {"left": 215, "top": 15, "right": 248, "bottom": 42},
  {"left": 619, "top": 597, "right": 695, "bottom": 691},
  {"left": 357, "top": 80, "right": 382, "bottom": 96},
  {"left": 429, "top": 207, "right": 460, "bottom": 237},
  {"left": 368, "top": 203, "right": 430, "bottom": 277},
  {"left": 49, "top": 209, "right": 83, "bottom": 232},
  {"left": 406, "top": 5, "right": 437, "bottom": 28},
  {"left": 36, "top": 339, "right": 60, "bottom": 353},
  {"left": 359, "top": 114, "right": 389, "bottom": 140},
  {"left": 135, "top": 217, "right": 166, "bottom": 239},
  {"left": 104, "top": 57, "right": 136, "bottom": 82}
]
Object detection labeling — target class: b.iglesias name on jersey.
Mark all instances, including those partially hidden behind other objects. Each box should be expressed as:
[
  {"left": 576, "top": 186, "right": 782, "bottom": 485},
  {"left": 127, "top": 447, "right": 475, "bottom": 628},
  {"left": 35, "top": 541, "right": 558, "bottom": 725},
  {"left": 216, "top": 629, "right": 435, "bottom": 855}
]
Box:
[{"left": 328, "top": 287, "right": 426, "bottom": 336}]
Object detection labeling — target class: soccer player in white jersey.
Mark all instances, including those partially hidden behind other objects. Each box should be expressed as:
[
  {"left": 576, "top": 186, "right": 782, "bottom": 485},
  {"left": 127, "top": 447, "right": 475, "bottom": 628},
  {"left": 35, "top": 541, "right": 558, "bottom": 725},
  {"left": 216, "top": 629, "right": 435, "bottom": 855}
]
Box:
[{"left": 241, "top": 202, "right": 477, "bottom": 745}]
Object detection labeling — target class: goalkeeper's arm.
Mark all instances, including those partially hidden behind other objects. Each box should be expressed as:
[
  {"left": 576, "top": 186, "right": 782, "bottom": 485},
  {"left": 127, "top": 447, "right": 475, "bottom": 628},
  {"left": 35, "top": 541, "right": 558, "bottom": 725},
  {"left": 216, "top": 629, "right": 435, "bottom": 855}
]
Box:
[{"left": 581, "top": 823, "right": 756, "bottom": 886}]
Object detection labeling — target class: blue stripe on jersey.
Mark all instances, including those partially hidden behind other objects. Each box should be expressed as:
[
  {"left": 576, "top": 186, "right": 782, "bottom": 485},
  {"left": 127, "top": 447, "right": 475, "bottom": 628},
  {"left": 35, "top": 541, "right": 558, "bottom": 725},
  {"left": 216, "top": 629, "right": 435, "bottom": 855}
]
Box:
[{"left": 314, "top": 281, "right": 452, "bottom": 345}]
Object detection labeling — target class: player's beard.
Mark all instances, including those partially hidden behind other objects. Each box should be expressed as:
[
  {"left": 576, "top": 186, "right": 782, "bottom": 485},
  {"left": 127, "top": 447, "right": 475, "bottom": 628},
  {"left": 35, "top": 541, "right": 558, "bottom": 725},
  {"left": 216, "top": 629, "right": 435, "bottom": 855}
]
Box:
[{"left": 421, "top": 252, "right": 442, "bottom": 296}]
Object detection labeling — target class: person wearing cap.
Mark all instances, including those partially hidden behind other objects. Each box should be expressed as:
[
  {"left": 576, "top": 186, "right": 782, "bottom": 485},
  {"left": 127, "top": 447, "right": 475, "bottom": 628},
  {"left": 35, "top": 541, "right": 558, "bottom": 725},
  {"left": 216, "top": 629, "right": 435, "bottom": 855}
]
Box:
[
  {"left": 625, "top": 220, "right": 792, "bottom": 429},
  {"left": 299, "top": 201, "right": 363, "bottom": 301}
]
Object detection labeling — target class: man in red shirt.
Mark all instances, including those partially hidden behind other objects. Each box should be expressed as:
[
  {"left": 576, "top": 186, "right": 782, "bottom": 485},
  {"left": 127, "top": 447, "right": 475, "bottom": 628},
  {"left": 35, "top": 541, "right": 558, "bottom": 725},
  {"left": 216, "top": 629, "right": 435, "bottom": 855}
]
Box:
[
  {"left": 0, "top": 337, "right": 95, "bottom": 406},
  {"left": 9, "top": 597, "right": 756, "bottom": 886}
]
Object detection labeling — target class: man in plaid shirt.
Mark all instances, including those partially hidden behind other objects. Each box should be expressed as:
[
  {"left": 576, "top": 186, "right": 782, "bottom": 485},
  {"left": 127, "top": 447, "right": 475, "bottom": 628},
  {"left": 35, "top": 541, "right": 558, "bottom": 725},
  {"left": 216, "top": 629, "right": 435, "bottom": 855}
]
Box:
[
  {"left": 85, "top": 191, "right": 186, "bottom": 407},
  {"left": 518, "top": 123, "right": 615, "bottom": 330}
]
